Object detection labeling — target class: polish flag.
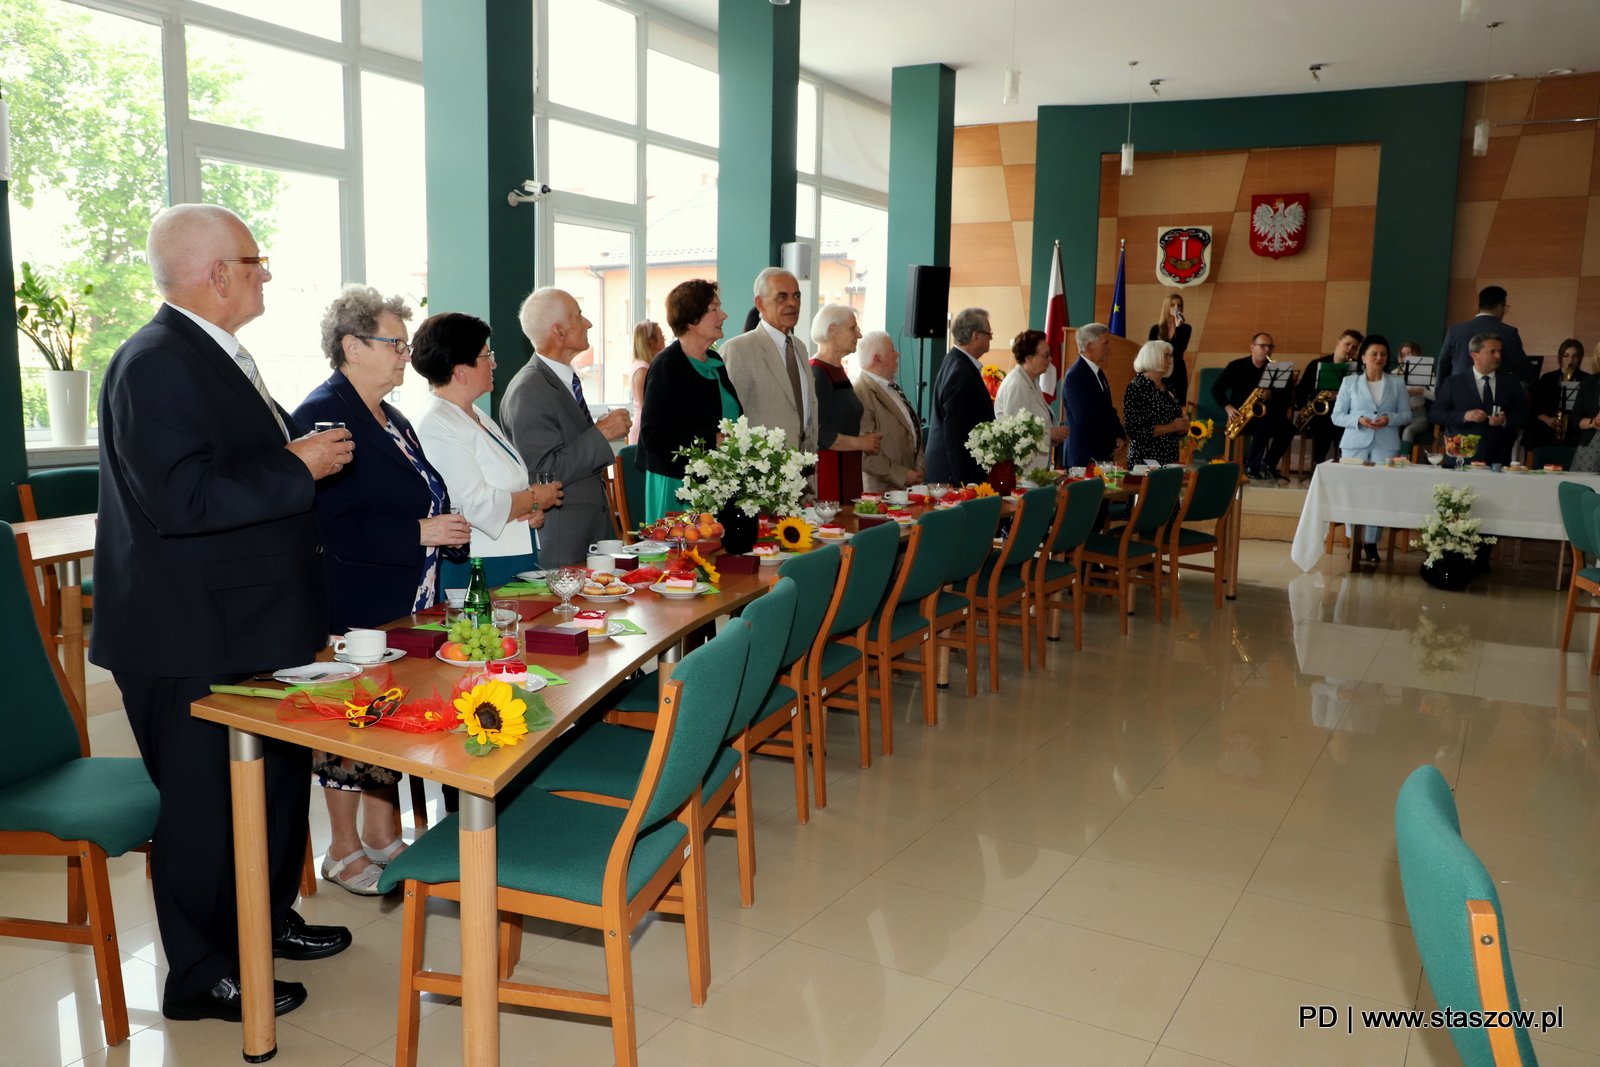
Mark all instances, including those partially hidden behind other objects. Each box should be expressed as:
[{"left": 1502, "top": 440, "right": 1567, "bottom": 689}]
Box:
[{"left": 1040, "top": 240, "right": 1068, "bottom": 402}]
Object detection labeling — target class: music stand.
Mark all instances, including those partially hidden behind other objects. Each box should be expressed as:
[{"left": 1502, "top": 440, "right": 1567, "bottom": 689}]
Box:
[
  {"left": 1261, "top": 362, "right": 1295, "bottom": 390},
  {"left": 1403, "top": 355, "right": 1435, "bottom": 390},
  {"left": 1316, "top": 361, "right": 1352, "bottom": 392}
]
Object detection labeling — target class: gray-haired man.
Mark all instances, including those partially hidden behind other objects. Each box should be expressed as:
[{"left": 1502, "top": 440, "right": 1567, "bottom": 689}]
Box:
[{"left": 924, "top": 307, "right": 996, "bottom": 485}]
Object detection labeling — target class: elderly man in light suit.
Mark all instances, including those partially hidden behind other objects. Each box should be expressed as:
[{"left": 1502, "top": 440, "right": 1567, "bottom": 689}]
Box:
[
  {"left": 719, "top": 267, "right": 819, "bottom": 451},
  {"left": 500, "top": 288, "right": 631, "bottom": 567},
  {"left": 854, "top": 331, "right": 925, "bottom": 491}
]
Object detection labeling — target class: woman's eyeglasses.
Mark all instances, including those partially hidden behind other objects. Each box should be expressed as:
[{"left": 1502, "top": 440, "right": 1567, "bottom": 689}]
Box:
[{"left": 356, "top": 334, "right": 412, "bottom": 357}]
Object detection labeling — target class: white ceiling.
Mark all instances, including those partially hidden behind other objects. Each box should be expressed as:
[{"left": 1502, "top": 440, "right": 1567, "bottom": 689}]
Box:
[{"left": 647, "top": 0, "right": 1600, "bottom": 124}]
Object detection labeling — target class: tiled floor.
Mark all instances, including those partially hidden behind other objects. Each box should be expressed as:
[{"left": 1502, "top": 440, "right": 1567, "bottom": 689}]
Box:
[{"left": 7, "top": 540, "right": 1600, "bottom": 1066}]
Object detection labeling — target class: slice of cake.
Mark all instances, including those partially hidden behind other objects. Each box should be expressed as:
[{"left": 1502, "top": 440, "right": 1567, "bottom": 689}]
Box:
[{"left": 573, "top": 609, "right": 610, "bottom": 635}]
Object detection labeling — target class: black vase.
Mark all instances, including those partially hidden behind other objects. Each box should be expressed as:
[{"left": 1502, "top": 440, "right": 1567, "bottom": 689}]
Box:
[
  {"left": 718, "top": 507, "right": 760, "bottom": 556},
  {"left": 1421, "top": 551, "right": 1474, "bottom": 591}
]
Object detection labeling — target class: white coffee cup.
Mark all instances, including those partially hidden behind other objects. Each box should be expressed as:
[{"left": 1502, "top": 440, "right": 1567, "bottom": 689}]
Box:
[
  {"left": 587, "top": 553, "right": 617, "bottom": 573},
  {"left": 589, "top": 539, "right": 626, "bottom": 555},
  {"left": 884, "top": 490, "right": 910, "bottom": 506},
  {"left": 333, "top": 628, "right": 387, "bottom": 663}
]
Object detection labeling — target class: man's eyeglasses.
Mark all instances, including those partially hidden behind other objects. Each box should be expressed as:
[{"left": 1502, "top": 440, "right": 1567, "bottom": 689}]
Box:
[
  {"left": 220, "top": 256, "right": 270, "bottom": 273},
  {"left": 973, "top": 329, "right": 994, "bottom": 337},
  {"left": 356, "top": 334, "right": 412, "bottom": 357},
  {"left": 1252, "top": 341, "right": 1275, "bottom": 349}
]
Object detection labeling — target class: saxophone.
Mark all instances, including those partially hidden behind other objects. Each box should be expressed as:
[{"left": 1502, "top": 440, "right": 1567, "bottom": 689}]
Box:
[
  {"left": 1553, "top": 363, "right": 1579, "bottom": 440},
  {"left": 1225, "top": 388, "right": 1271, "bottom": 441},
  {"left": 1294, "top": 389, "right": 1338, "bottom": 432}
]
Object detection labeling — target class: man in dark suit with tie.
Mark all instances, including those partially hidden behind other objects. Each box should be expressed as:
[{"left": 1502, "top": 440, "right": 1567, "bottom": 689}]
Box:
[
  {"left": 1432, "top": 334, "right": 1529, "bottom": 466},
  {"left": 500, "top": 288, "right": 632, "bottom": 567},
  {"left": 92, "top": 204, "right": 355, "bottom": 1022},
  {"left": 1062, "top": 322, "right": 1127, "bottom": 469},
  {"left": 924, "top": 307, "right": 997, "bottom": 485},
  {"left": 1438, "top": 285, "right": 1531, "bottom": 384}
]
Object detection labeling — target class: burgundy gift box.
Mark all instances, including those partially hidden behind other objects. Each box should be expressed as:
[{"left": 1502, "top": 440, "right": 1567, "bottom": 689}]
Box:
[
  {"left": 523, "top": 624, "right": 589, "bottom": 656},
  {"left": 386, "top": 627, "right": 445, "bottom": 657},
  {"left": 856, "top": 513, "right": 893, "bottom": 528},
  {"left": 610, "top": 555, "right": 638, "bottom": 571},
  {"left": 717, "top": 554, "right": 760, "bottom": 574}
]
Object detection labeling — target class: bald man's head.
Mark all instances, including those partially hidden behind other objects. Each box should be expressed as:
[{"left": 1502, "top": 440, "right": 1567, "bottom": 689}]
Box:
[
  {"left": 146, "top": 204, "right": 270, "bottom": 333},
  {"left": 519, "top": 287, "right": 592, "bottom": 362}
]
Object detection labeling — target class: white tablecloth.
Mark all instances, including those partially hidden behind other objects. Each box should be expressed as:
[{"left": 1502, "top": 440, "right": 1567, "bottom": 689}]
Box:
[{"left": 1289, "top": 462, "right": 1600, "bottom": 571}]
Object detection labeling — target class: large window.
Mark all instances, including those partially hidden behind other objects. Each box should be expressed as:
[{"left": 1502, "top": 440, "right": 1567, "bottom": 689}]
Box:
[{"left": 7, "top": 0, "right": 424, "bottom": 437}]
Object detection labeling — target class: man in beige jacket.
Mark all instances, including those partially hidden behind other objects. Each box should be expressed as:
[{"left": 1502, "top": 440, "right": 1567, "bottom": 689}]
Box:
[
  {"left": 719, "top": 267, "right": 819, "bottom": 451},
  {"left": 854, "top": 331, "right": 925, "bottom": 491}
]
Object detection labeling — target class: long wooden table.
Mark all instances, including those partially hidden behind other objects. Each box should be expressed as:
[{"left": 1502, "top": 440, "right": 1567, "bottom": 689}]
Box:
[
  {"left": 12, "top": 513, "right": 96, "bottom": 710},
  {"left": 190, "top": 571, "right": 769, "bottom": 1065}
]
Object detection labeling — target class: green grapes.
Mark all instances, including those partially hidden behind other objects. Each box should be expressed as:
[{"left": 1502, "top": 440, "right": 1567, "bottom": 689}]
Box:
[{"left": 448, "top": 618, "right": 506, "bottom": 661}]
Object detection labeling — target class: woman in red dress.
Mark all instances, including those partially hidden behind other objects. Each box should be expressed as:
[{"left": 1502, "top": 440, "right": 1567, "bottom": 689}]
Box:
[{"left": 809, "top": 305, "right": 882, "bottom": 501}]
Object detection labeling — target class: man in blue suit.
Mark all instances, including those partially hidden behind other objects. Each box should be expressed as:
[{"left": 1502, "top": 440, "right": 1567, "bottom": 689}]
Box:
[
  {"left": 924, "top": 307, "right": 997, "bottom": 485},
  {"left": 1433, "top": 334, "right": 1529, "bottom": 467},
  {"left": 1062, "top": 322, "right": 1126, "bottom": 469},
  {"left": 1438, "top": 285, "right": 1531, "bottom": 384}
]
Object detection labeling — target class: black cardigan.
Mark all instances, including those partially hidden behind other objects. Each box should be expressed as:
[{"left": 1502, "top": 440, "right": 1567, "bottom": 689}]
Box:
[{"left": 636, "top": 341, "right": 743, "bottom": 478}]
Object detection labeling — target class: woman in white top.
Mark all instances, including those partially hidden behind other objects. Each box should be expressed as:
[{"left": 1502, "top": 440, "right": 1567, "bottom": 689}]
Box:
[
  {"left": 1331, "top": 334, "right": 1410, "bottom": 562},
  {"left": 994, "top": 329, "right": 1069, "bottom": 473},
  {"left": 412, "top": 312, "right": 563, "bottom": 586},
  {"left": 627, "top": 319, "right": 665, "bottom": 445}
]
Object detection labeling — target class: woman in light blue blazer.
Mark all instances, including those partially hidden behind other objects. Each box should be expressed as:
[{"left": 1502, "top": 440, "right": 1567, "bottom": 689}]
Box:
[{"left": 1332, "top": 334, "right": 1411, "bottom": 562}]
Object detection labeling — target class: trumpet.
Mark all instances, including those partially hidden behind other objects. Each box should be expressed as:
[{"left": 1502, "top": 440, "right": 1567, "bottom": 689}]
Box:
[
  {"left": 1225, "top": 388, "right": 1270, "bottom": 441},
  {"left": 1553, "top": 363, "right": 1579, "bottom": 440},
  {"left": 1294, "top": 391, "right": 1337, "bottom": 432}
]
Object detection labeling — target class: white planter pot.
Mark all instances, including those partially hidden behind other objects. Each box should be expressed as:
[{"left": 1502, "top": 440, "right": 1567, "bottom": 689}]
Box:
[{"left": 44, "top": 369, "right": 90, "bottom": 447}]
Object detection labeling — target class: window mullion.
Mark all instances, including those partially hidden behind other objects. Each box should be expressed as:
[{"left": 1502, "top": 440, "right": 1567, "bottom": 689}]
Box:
[{"left": 341, "top": 0, "right": 364, "bottom": 284}]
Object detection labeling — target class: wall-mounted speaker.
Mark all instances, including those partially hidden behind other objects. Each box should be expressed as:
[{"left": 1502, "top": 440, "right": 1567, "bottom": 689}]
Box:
[{"left": 904, "top": 265, "right": 950, "bottom": 339}]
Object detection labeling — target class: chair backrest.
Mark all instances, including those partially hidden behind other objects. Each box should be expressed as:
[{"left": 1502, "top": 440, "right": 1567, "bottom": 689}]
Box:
[
  {"left": 1559, "top": 481, "right": 1598, "bottom": 557},
  {"left": 0, "top": 524, "right": 84, "bottom": 788},
  {"left": 1050, "top": 479, "right": 1104, "bottom": 555},
  {"left": 945, "top": 495, "right": 1004, "bottom": 585},
  {"left": 903, "top": 507, "right": 965, "bottom": 603},
  {"left": 829, "top": 520, "right": 902, "bottom": 635},
  {"left": 1128, "top": 466, "right": 1186, "bottom": 535},
  {"left": 725, "top": 578, "right": 798, "bottom": 738},
  {"left": 1192, "top": 369, "right": 1230, "bottom": 462},
  {"left": 20, "top": 466, "right": 99, "bottom": 521},
  {"left": 1177, "top": 462, "right": 1240, "bottom": 525},
  {"left": 1532, "top": 444, "right": 1576, "bottom": 471},
  {"left": 777, "top": 544, "right": 842, "bottom": 668},
  {"left": 996, "top": 486, "right": 1059, "bottom": 569},
  {"left": 617, "top": 445, "right": 648, "bottom": 534},
  {"left": 641, "top": 621, "right": 749, "bottom": 827},
  {"left": 1396, "top": 765, "right": 1537, "bottom": 1067}
]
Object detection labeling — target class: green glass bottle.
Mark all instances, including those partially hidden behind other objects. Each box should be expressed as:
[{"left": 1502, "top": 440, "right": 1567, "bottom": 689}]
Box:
[{"left": 464, "top": 557, "right": 492, "bottom": 624}]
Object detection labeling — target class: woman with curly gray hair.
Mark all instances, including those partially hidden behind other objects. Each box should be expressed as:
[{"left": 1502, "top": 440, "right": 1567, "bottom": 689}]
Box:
[{"left": 292, "top": 284, "right": 471, "bottom": 894}]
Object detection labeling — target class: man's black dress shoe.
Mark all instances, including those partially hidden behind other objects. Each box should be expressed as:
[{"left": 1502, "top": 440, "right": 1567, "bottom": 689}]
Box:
[
  {"left": 163, "top": 976, "right": 307, "bottom": 1021},
  {"left": 274, "top": 909, "right": 352, "bottom": 961}
]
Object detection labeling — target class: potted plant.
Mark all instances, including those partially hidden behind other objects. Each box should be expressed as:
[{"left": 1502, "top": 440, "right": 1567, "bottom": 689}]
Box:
[
  {"left": 967, "top": 410, "right": 1047, "bottom": 497},
  {"left": 673, "top": 416, "right": 816, "bottom": 555},
  {"left": 15, "top": 262, "right": 93, "bottom": 447},
  {"left": 1417, "top": 483, "right": 1495, "bottom": 591}
]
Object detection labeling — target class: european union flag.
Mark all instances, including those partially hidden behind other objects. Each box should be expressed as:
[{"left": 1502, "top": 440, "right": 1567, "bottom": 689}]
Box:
[{"left": 1108, "top": 242, "right": 1127, "bottom": 338}]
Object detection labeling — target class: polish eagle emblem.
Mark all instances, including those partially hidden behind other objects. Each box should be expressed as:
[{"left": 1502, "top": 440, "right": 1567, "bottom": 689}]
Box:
[{"left": 1249, "top": 193, "right": 1310, "bottom": 259}]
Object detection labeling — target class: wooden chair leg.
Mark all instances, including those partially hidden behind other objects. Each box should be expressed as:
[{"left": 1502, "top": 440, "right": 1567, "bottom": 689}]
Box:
[
  {"left": 878, "top": 651, "right": 897, "bottom": 755},
  {"left": 964, "top": 612, "right": 979, "bottom": 698},
  {"left": 300, "top": 832, "right": 318, "bottom": 898},
  {"left": 395, "top": 881, "right": 428, "bottom": 1067},
  {"left": 789, "top": 706, "right": 811, "bottom": 824},
  {"left": 733, "top": 750, "right": 757, "bottom": 907},
  {"left": 810, "top": 689, "right": 829, "bottom": 810},
  {"left": 987, "top": 604, "right": 1001, "bottom": 692},
  {"left": 918, "top": 644, "right": 938, "bottom": 726},
  {"left": 1562, "top": 575, "right": 1580, "bottom": 650},
  {"left": 66, "top": 853, "right": 86, "bottom": 926},
  {"left": 498, "top": 911, "right": 522, "bottom": 980},
  {"left": 855, "top": 666, "right": 872, "bottom": 770},
  {"left": 1073, "top": 576, "right": 1085, "bottom": 651},
  {"left": 603, "top": 908, "right": 641, "bottom": 1067},
  {"left": 681, "top": 798, "right": 711, "bottom": 1006},
  {"left": 82, "top": 846, "right": 130, "bottom": 1046},
  {"left": 1152, "top": 558, "right": 1165, "bottom": 623},
  {"left": 1118, "top": 566, "right": 1131, "bottom": 635},
  {"left": 409, "top": 775, "right": 430, "bottom": 830},
  {"left": 1589, "top": 614, "right": 1600, "bottom": 676}
]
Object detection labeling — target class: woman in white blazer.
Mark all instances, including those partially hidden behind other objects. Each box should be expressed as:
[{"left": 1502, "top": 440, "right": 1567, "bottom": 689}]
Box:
[
  {"left": 1331, "top": 334, "right": 1411, "bottom": 561},
  {"left": 995, "top": 329, "right": 1069, "bottom": 472}
]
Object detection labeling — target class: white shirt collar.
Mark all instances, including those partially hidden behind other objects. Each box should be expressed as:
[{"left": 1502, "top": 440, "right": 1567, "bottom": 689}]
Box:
[
  {"left": 537, "top": 353, "right": 576, "bottom": 389},
  {"left": 165, "top": 302, "right": 240, "bottom": 358},
  {"left": 954, "top": 345, "right": 985, "bottom": 372},
  {"left": 759, "top": 317, "right": 792, "bottom": 355}
]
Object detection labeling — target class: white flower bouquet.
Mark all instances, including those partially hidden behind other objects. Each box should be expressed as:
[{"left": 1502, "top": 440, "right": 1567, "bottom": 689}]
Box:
[
  {"left": 967, "top": 410, "right": 1047, "bottom": 468},
  {"left": 1417, "top": 483, "right": 1496, "bottom": 565},
  {"left": 674, "top": 415, "right": 816, "bottom": 518}
]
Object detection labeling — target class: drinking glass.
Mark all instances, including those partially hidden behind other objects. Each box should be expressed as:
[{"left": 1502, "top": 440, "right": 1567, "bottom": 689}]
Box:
[
  {"left": 814, "top": 500, "right": 839, "bottom": 525},
  {"left": 491, "top": 599, "right": 521, "bottom": 657},
  {"left": 549, "top": 567, "right": 585, "bottom": 613},
  {"left": 531, "top": 471, "right": 555, "bottom": 486},
  {"left": 926, "top": 483, "right": 950, "bottom": 504},
  {"left": 313, "top": 421, "right": 347, "bottom": 433},
  {"left": 1427, "top": 452, "right": 1445, "bottom": 467}
]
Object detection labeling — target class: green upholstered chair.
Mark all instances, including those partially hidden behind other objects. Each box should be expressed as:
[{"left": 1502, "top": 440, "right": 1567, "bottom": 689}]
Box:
[
  {"left": 868, "top": 506, "right": 964, "bottom": 731},
  {"left": 814, "top": 520, "right": 902, "bottom": 776},
  {"left": 1163, "top": 462, "right": 1241, "bottom": 611},
  {"left": 18, "top": 466, "right": 99, "bottom": 521},
  {"left": 1034, "top": 478, "right": 1104, "bottom": 660},
  {"left": 525, "top": 579, "right": 798, "bottom": 908},
  {"left": 1083, "top": 466, "right": 1185, "bottom": 633},
  {"left": 969, "top": 485, "right": 1059, "bottom": 691},
  {"left": 613, "top": 444, "right": 648, "bottom": 539},
  {"left": 1560, "top": 482, "right": 1600, "bottom": 673},
  {"left": 1396, "top": 765, "right": 1539, "bottom": 1067},
  {"left": 380, "top": 620, "right": 750, "bottom": 1067},
  {"left": 933, "top": 495, "right": 1004, "bottom": 697},
  {"left": 0, "top": 523, "right": 157, "bottom": 1047},
  {"left": 1531, "top": 444, "right": 1576, "bottom": 472}
]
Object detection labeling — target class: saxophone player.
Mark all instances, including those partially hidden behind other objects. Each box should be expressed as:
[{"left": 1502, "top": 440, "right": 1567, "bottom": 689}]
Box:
[
  {"left": 1529, "top": 339, "right": 1587, "bottom": 451},
  {"left": 1294, "top": 328, "right": 1362, "bottom": 479},
  {"left": 1211, "top": 333, "right": 1296, "bottom": 482}
]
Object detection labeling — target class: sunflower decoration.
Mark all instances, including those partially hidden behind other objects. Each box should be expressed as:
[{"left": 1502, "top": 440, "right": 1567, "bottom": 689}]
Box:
[
  {"left": 974, "top": 482, "right": 998, "bottom": 498},
  {"left": 774, "top": 516, "right": 813, "bottom": 551},
  {"left": 684, "top": 547, "right": 720, "bottom": 586},
  {"left": 1186, "top": 418, "right": 1215, "bottom": 446},
  {"left": 454, "top": 679, "right": 529, "bottom": 755}
]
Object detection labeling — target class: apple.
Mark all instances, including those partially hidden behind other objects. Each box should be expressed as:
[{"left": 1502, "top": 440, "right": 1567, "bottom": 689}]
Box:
[
  {"left": 698, "top": 512, "right": 715, "bottom": 525},
  {"left": 683, "top": 527, "right": 701, "bottom": 541},
  {"left": 710, "top": 522, "right": 724, "bottom": 537},
  {"left": 499, "top": 636, "right": 520, "bottom": 657},
  {"left": 668, "top": 523, "right": 688, "bottom": 538}
]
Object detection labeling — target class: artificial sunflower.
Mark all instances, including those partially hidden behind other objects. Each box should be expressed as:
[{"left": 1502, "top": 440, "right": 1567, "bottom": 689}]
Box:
[
  {"left": 684, "top": 547, "right": 720, "bottom": 585},
  {"left": 774, "top": 516, "right": 813, "bottom": 550},
  {"left": 454, "top": 679, "right": 529, "bottom": 754},
  {"left": 974, "top": 482, "right": 998, "bottom": 498}
]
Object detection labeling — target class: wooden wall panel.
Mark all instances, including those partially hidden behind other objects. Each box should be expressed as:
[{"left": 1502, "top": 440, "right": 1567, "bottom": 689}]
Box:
[
  {"left": 948, "top": 121, "right": 1038, "bottom": 367},
  {"left": 1203, "top": 281, "right": 1327, "bottom": 358},
  {"left": 950, "top": 166, "right": 1011, "bottom": 224},
  {"left": 949, "top": 222, "right": 1021, "bottom": 287},
  {"left": 952, "top": 125, "right": 1003, "bottom": 167},
  {"left": 1455, "top": 138, "right": 1518, "bottom": 203},
  {"left": 1233, "top": 147, "right": 1339, "bottom": 212},
  {"left": 1479, "top": 197, "right": 1588, "bottom": 277},
  {"left": 1501, "top": 129, "right": 1595, "bottom": 199},
  {"left": 997, "top": 121, "right": 1037, "bottom": 166},
  {"left": 1004, "top": 165, "right": 1036, "bottom": 220},
  {"left": 1326, "top": 206, "right": 1378, "bottom": 283}
]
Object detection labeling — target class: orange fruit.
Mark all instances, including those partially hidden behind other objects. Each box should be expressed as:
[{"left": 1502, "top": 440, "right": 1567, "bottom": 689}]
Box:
[
  {"left": 441, "top": 642, "right": 468, "bottom": 661},
  {"left": 684, "top": 527, "right": 701, "bottom": 541}
]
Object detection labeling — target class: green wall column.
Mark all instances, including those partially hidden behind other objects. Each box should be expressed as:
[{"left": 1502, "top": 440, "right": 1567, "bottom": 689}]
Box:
[
  {"left": 1030, "top": 82, "right": 1466, "bottom": 355},
  {"left": 884, "top": 63, "right": 955, "bottom": 418},
  {"left": 716, "top": 0, "right": 800, "bottom": 303},
  {"left": 423, "top": 0, "right": 536, "bottom": 414},
  {"left": 0, "top": 135, "right": 27, "bottom": 522}
]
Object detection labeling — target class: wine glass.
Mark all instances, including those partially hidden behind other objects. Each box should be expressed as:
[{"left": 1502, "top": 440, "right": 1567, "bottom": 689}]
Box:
[
  {"left": 549, "top": 567, "right": 585, "bottom": 614},
  {"left": 1427, "top": 452, "right": 1445, "bottom": 467},
  {"left": 927, "top": 483, "right": 950, "bottom": 505},
  {"left": 814, "top": 499, "right": 839, "bottom": 525}
]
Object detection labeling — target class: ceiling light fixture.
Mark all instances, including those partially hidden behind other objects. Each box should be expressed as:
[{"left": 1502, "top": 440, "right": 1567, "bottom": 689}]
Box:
[
  {"left": 1122, "top": 61, "right": 1138, "bottom": 176},
  {"left": 1489, "top": 73, "right": 1518, "bottom": 81},
  {"left": 1149, "top": 79, "right": 1164, "bottom": 97},
  {"left": 1548, "top": 68, "right": 1576, "bottom": 76},
  {"left": 1002, "top": 0, "right": 1021, "bottom": 105},
  {"left": 1309, "top": 63, "right": 1323, "bottom": 84},
  {"left": 1474, "top": 22, "right": 1503, "bottom": 156}
]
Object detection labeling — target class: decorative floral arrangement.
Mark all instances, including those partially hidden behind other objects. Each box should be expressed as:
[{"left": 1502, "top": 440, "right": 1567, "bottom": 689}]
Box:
[
  {"left": 681, "top": 547, "right": 720, "bottom": 586},
  {"left": 1417, "top": 483, "right": 1496, "bottom": 565},
  {"left": 454, "top": 678, "right": 534, "bottom": 755},
  {"left": 674, "top": 415, "right": 815, "bottom": 517},
  {"left": 981, "top": 363, "right": 1006, "bottom": 398},
  {"left": 967, "top": 410, "right": 1047, "bottom": 468},
  {"left": 774, "top": 516, "right": 813, "bottom": 550},
  {"left": 261, "top": 669, "right": 455, "bottom": 733},
  {"left": 974, "top": 482, "right": 998, "bottom": 498},
  {"left": 1180, "top": 417, "right": 1215, "bottom": 462}
]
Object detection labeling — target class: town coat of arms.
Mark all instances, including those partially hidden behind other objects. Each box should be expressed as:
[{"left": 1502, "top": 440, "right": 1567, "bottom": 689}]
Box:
[{"left": 1156, "top": 226, "right": 1212, "bottom": 288}]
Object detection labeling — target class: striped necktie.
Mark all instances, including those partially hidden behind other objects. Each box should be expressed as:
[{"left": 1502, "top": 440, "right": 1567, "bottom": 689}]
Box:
[
  {"left": 570, "top": 371, "right": 594, "bottom": 426},
  {"left": 783, "top": 334, "right": 808, "bottom": 449},
  {"left": 234, "top": 346, "right": 289, "bottom": 440},
  {"left": 886, "top": 377, "right": 922, "bottom": 448}
]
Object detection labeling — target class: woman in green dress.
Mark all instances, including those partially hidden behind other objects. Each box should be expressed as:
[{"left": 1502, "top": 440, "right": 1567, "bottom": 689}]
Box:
[{"left": 637, "top": 279, "right": 744, "bottom": 521}]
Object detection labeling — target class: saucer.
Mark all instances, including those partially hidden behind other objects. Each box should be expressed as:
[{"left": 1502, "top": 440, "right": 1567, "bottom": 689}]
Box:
[{"left": 334, "top": 647, "right": 406, "bottom": 665}]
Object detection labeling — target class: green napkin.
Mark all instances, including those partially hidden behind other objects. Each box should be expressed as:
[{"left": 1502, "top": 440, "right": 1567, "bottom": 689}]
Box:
[
  {"left": 414, "top": 621, "right": 448, "bottom": 631},
  {"left": 612, "top": 619, "right": 646, "bottom": 636},
  {"left": 497, "top": 582, "right": 549, "bottom": 594},
  {"left": 528, "top": 665, "right": 568, "bottom": 685}
]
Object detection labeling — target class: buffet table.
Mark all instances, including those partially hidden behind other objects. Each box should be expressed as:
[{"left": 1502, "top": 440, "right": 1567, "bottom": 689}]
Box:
[{"left": 1290, "top": 463, "right": 1600, "bottom": 571}]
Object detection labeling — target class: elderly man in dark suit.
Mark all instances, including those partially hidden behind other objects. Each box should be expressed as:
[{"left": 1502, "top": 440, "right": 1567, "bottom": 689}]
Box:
[
  {"left": 1062, "top": 322, "right": 1127, "bottom": 469},
  {"left": 92, "top": 204, "right": 354, "bottom": 1023},
  {"left": 1438, "top": 285, "right": 1531, "bottom": 384},
  {"left": 500, "top": 288, "right": 631, "bottom": 567},
  {"left": 924, "top": 307, "right": 997, "bottom": 485},
  {"left": 1433, "top": 334, "right": 1529, "bottom": 466}
]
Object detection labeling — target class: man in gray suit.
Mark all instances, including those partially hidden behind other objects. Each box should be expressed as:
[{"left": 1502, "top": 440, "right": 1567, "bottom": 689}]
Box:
[
  {"left": 500, "top": 288, "right": 631, "bottom": 567},
  {"left": 719, "top": 267, "right": 819, "bottom": 451}
]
